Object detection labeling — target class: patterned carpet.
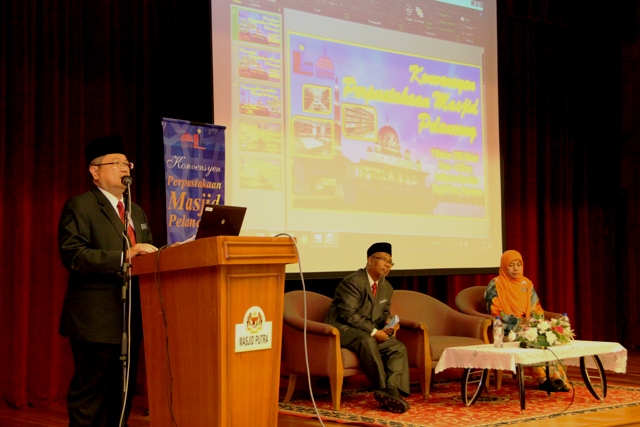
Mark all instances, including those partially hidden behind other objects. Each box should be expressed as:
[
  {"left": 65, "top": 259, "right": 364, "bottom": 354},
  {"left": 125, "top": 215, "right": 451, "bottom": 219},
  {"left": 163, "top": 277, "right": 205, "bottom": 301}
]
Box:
[{"left": 279, "top": 377, "right": 640, "bottom": 427}]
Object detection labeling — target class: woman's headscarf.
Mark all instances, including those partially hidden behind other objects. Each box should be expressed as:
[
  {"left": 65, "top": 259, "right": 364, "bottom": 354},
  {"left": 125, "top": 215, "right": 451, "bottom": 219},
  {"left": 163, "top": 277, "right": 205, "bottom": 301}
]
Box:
[{"left": 494, "top": 250, "right": 535, "bottom": 320}]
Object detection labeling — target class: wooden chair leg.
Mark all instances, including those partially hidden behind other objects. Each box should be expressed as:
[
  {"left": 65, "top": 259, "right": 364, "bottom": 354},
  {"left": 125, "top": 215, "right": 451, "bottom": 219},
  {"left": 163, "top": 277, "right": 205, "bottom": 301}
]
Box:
[
  {"left": 419, "top": 365, "right": 429, "bottom": 399},
  {"left": 329, "top": 370, "right": 344, "bottom": 410},
  {"left": 284, "top": 373, "right": 297, "bottom": 403},
  {"left": 424, "top": 366, "right": 432, "bottom": 399}
]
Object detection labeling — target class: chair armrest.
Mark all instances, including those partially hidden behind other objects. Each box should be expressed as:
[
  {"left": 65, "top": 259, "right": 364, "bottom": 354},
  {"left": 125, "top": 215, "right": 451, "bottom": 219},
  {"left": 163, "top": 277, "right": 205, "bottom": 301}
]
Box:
[
  {"left": 283, "top": 315, "right": 336, "bottom": 336},
  {"left": 399, "top": 317, "right": 425, "bottom": 331},
  {"left": 466, "top": 310, "right": 494, "bottom": 320},
  {"left": 545, "top": 311, "right": 562, "bottom": 320},
  {"left": 446, "top": 310, "right": 491, "bottom": 342}
]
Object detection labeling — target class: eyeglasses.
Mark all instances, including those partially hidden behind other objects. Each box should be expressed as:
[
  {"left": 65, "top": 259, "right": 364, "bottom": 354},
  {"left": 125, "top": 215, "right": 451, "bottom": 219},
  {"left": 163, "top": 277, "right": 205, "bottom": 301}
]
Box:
[
  {"left": 371, "top": 256, "right": 394, "bottom": 267},
  {"left": 94, "top": 160, "right": 134, "bottom": 170}
]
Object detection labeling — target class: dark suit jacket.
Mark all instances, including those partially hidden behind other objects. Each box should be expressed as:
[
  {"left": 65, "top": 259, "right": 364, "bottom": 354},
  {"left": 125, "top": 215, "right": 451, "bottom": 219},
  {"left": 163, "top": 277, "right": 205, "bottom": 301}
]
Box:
[
  {"left": 58, "top": 187, "right": 153, "bottom": 344},
  {"left": 325, "top": 267, "right": 392, "bottom": 346}
]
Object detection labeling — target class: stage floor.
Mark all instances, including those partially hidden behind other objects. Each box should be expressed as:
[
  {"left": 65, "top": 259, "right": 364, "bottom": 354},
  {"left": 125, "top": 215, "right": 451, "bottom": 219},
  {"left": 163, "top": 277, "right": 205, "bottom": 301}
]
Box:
[{"left": 2, "top": 351, "right": 640, "bottom": 427}]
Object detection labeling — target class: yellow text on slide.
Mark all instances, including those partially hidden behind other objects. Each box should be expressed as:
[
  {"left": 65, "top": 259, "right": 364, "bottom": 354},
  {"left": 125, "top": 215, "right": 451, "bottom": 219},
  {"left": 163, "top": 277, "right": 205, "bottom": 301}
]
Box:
[
  {"left": 432, "top": 183, "right": 484, "bottom": 198},
  {"left": 341, "top": 77, "right": 431, "bottom": 108},
  {"left": 430, "top": 148, "right": 479, "bottom": 162},
  {"left": 418, "top": 113, "right": 478, "bottom": 143},
  {"left": 434, "top": 171, "right": 480, "bottom": 185},
  {"left": 408, "top": 64, "right": 476, "bottom": 94},
  {"left": 431, "top": 91, "right": 479, "bottom": 118}
]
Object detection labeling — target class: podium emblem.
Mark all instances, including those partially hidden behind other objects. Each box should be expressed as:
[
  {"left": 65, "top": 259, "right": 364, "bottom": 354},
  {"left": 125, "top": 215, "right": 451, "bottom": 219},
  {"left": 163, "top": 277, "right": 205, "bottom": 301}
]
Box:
[{"left": 245, "top": 310, "right": 264, "bottom": 333}]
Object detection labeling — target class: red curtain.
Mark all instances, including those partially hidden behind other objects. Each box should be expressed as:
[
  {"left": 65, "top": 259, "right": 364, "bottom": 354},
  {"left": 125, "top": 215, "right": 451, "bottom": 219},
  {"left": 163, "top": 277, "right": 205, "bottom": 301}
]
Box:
[
  {"left": 1, "top": 0, "right": 637, "bottom": 409},
  {"left": 0, "top": 0, "right": 212, "bottom": 408}
]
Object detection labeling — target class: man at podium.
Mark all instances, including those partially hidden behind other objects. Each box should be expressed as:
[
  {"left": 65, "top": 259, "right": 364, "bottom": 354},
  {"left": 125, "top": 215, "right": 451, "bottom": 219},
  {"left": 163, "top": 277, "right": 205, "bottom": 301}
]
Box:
[
  {"left": 325, "top": 242, "right": 410, "bottom": 413},
  {"left": 58, "top": 135, "right": 158, "bottom": 426}
]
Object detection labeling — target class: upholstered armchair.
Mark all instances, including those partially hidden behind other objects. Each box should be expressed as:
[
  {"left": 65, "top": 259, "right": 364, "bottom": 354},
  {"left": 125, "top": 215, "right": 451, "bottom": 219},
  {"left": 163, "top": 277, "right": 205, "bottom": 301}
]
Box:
[
  {"left": 281, "top": 290, "right": 364, "bottom": 410},
  {"left": 390, "top": 290, "right": 491, "bottom": 398}
]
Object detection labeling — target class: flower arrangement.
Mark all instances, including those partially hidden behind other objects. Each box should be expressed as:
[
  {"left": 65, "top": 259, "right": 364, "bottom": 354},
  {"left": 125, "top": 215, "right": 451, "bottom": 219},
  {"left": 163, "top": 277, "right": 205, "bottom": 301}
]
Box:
[{"left": 508, "top": 311, "right": 576, "bottom": 348}]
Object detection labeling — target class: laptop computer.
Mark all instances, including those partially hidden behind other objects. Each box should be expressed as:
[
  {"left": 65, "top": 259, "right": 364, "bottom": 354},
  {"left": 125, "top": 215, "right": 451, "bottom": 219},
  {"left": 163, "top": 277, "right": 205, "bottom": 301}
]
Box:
[{"left": 195, "top": 204, "right": 247, "bottom": 240}]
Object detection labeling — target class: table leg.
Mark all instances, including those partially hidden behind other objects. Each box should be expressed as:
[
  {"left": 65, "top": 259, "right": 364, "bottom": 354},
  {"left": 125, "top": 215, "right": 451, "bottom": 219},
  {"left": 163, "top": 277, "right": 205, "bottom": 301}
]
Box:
[
  {"left": 460, "top": 368, "right": 488, "bottom": 406},
  {"left": 544, "top": 364, "right": 551, "bottom": 396},
  {"left": 580, "top": 355, "right": 607, "bottom": 402},
  {"left": 517, "top": 365, "right": 526, "bottom": 411}
]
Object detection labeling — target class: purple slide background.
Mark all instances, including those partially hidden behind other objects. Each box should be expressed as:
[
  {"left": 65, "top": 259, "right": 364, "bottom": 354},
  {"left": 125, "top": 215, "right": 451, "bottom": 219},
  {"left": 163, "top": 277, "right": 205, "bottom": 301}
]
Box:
[{"left": 288, "top": 33, "right": 484, "bottom": 176}]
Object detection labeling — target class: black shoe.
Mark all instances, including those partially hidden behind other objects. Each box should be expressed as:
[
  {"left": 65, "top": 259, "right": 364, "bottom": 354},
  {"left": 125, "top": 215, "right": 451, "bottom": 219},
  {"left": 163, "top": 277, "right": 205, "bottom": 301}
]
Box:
[
  {"left": 402, "top": 397, "right": 411, "bottom": 410},
  {"left": 537, "top": 379, "right": 554, "bottom": 392},
  {"left": 551, "top": 379, "right": 570, "bottom": 392},
  {"left": 374, "top": 388, "right": 409, "bottom": 413},
  {"left": 538, "top": 379, "right": 569, "bottom": 393},
  {"left": 398, "top": 394, "right": 411, "bottom": 410}
]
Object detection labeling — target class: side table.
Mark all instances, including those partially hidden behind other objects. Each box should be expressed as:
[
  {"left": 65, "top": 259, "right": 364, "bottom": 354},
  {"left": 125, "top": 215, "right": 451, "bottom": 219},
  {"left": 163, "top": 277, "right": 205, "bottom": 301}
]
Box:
[{"left": 434, "top": 340, "right": 627, "bottom": 410}]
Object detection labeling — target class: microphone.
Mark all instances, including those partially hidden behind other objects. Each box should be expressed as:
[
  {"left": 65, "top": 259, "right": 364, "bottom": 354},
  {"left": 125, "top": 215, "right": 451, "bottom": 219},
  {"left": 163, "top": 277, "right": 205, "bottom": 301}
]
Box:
[{"left": 121, "top": 176, "right": 133, "bottom": 186}]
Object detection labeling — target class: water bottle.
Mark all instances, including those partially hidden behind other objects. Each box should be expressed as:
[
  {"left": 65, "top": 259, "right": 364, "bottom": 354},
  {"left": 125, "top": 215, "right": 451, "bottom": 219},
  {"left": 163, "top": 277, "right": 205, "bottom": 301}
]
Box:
[
  {"left": 493, "top": 316, "right": 504, "bottom": 348},
  {"left": 559, "top": 312, "right": 570, "bottom": 324}
]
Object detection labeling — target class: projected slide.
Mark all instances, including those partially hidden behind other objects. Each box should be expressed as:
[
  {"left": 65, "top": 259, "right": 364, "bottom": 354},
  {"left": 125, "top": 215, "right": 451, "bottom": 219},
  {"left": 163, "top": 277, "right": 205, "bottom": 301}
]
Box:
[
  {"left": 212, "top": 0, "right": 502, "bottom": 274},
  {"left": 288, "top": 33, "right": 484, "bottom": 216}
]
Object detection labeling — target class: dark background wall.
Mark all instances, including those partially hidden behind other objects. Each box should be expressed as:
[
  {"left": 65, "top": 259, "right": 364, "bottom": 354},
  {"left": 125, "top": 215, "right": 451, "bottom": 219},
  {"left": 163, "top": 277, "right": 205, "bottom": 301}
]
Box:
[{"left": 1, "top": 0, "right": 640, "bottom": 407}]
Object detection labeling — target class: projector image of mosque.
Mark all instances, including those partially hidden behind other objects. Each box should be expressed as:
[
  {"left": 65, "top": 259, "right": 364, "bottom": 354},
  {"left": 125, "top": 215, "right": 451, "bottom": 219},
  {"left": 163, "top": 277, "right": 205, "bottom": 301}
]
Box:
[
  {"left": 290, "top": 42, "right": 435, "bottom": 214},
  {"left": 292, "top": 120, "right": 435, "bottom": 215}
]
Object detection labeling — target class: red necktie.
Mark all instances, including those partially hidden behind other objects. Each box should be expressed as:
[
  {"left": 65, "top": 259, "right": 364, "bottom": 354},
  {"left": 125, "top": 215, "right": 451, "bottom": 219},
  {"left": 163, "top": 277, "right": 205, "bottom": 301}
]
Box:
[
  {"left": 117, "top": 201, "right": 137, "bottom": 245},
  {"left": 372, "top": 282, "right": 377, "bottom": 297}
]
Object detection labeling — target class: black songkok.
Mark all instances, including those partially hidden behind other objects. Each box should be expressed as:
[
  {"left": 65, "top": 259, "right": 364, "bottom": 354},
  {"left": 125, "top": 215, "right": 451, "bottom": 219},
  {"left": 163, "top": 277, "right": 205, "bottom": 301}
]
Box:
[
  {"left": 367, "top": 242, "right": 392, "bottom": 257},
  {"left": 84, "top": 135, "right": 127, "bottom": 164}
]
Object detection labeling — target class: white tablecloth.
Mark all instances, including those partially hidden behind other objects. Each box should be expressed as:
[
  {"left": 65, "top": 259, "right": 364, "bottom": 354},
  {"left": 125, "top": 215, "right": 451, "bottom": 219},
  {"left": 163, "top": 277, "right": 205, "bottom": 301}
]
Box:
[{"left": 434, "top": 340, "right": 627, "bottom": 374}]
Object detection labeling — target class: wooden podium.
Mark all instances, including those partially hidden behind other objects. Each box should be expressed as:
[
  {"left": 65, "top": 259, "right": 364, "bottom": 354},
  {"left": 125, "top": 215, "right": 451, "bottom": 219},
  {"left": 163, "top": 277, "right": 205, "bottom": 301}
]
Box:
[{"left": 132, "top": 236, "right": 298, "bottom": 426}]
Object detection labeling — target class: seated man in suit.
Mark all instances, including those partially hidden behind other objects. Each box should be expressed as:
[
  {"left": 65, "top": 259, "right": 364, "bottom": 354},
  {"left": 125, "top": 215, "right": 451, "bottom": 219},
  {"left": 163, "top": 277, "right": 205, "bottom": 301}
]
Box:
[{"left": 325, "top": 242, "right": 410, "bottom": 413}]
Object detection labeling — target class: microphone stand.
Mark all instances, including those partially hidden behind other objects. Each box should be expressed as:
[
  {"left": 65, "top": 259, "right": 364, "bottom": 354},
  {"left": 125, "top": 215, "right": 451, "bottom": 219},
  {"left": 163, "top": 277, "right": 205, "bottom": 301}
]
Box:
[{"left": 119, "top": 177, "right": 133, "bottom": 427}]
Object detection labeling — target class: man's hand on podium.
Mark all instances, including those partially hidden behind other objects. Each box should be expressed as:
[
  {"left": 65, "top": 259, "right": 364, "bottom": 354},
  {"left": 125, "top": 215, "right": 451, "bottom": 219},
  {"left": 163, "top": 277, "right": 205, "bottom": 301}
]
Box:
[{"left": 128, "top": 243, "right": 158, "bottom": 258}]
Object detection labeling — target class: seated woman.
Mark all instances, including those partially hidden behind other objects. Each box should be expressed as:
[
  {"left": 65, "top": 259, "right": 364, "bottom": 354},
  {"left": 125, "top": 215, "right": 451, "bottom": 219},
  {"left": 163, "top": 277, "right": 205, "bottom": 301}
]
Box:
[{"left": 485, "top": 249, "right": 569, "bottom": 392}]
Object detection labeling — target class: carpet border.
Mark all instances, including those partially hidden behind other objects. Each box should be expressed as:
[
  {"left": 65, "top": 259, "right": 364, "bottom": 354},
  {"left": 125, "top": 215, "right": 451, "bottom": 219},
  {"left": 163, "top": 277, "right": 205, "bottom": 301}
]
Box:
[{"left": 278, "top": 383, "right": 640, "bottom": 427}]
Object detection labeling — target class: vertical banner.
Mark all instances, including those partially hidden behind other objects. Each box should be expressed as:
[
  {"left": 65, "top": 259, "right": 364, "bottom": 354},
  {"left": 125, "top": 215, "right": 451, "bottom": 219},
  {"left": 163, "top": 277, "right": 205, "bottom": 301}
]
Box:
[{"left": 162, "top": 118, "right": 226, "bottom": 245}]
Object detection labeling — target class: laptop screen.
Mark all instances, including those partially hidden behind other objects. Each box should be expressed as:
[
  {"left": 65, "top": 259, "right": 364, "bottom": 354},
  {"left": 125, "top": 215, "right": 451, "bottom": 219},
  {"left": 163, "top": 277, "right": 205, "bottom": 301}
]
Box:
[{"left": 195, "top": 204, "right": 247, "bottom": 240}]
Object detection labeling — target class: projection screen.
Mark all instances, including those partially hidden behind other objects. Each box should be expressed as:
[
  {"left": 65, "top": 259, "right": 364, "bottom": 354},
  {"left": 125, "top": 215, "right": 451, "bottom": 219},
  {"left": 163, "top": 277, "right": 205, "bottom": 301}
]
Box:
[{"left": 211, "top": 0, "right": 503, "bottom": 276}]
